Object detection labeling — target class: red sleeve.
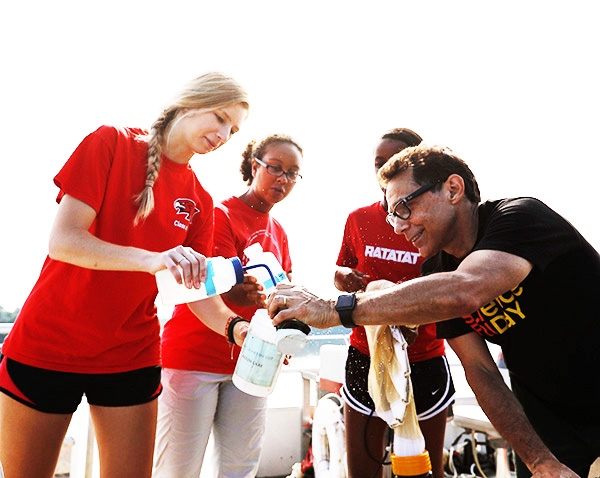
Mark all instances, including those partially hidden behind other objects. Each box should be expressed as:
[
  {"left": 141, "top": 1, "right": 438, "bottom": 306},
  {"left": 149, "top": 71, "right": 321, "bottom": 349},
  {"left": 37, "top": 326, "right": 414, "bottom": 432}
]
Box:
[
  {"left": 336, "top": 214, "right": 359, "bottom": 268},
  {"left": 279, "top": 228, "right": 292, "bottom": 274},
  {"left": 54, "top": 126, "right": 117, "bottom": 212}
]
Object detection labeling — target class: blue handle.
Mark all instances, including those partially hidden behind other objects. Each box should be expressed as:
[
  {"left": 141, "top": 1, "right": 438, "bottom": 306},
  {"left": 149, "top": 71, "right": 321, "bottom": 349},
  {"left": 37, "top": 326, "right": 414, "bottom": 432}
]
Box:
[{"left": 243, "top": 263, "right": 285, "bottom": 289}]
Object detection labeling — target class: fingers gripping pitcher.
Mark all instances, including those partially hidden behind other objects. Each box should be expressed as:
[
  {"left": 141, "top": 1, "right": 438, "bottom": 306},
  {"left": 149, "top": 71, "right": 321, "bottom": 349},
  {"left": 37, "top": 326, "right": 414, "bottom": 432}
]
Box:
[
  {"left": 243, "top": 243, "right": 310, "bottom": 355},
  {"left": 155, "top": 256, "right": 245, "bottom": 305},
  {"left": 232, "top": 244, "right": 310, "bottom": 397},
  {"left": 155, "top": 244, "right": 292, "bottom": 307}
]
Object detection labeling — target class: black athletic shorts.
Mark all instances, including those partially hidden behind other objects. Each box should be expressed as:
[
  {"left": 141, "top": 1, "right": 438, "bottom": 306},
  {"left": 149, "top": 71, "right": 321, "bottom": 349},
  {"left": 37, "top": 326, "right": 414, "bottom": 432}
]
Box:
[
  {"left": 0, "top": 355, "right": 162, "bottom": 414},
  {"left": 341, "top": 345, "right": 455, "bottom": 420}
]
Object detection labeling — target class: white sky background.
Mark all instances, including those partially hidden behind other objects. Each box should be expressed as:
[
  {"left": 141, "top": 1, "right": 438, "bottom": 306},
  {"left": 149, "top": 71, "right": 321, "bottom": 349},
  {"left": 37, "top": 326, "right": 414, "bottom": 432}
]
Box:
[{"left": 1, "top": 1, "right": 599, "bottom": 316}]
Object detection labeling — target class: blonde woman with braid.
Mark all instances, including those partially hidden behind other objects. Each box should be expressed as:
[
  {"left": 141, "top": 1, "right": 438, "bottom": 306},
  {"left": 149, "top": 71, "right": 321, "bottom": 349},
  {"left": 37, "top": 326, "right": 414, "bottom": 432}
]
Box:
[{"left": 0, "top": 72, "right": 249, "bottom": 478}]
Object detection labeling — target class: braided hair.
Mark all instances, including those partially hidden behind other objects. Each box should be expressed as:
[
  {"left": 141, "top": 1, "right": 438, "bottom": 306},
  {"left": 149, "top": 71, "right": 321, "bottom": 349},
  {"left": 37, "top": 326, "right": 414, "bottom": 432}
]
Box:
[{"left": 134, "top": 72, "right": 249, "bottom": 225}]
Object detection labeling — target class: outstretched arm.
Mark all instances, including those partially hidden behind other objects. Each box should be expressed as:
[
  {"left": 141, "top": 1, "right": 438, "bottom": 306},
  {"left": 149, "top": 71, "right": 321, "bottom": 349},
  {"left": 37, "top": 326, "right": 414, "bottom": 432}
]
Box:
[
  {"left": 449, "top": 333, "right": 579, "bottom": 478},
  {"left": 49, "top": 194, "right": 206, "bottom": 287},
  {"left": 269, "top": 249, "right": 533, "bottom": 329}
]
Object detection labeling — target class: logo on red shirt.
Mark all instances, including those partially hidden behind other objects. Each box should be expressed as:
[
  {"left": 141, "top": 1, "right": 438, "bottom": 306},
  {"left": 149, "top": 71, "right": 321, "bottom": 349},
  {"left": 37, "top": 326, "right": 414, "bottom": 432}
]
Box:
[{"left": 174, "top": 198, "right": 200, "bottom": 223}]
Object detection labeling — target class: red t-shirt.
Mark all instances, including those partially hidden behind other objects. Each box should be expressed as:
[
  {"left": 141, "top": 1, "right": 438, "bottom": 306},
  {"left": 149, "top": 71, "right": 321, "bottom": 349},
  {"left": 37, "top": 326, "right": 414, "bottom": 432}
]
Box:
[
  {"left": 2, "top": 126, "right": 214, "bottom": 373},
  {"left": 337, "top": 201, "right": 445, "bottom": 362},
  {"left": 161, "top": 196, "right": 292, "bottom": 374}
]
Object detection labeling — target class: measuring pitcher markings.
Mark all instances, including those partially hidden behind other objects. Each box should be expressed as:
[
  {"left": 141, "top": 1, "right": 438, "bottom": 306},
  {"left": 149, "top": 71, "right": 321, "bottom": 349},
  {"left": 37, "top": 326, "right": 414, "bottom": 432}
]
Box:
[
  {"left": 235, "top": 334, "right": 282, "bottom": 387},
  {"left": 232, "top": 310, "right": 285, "bottom": 395}
]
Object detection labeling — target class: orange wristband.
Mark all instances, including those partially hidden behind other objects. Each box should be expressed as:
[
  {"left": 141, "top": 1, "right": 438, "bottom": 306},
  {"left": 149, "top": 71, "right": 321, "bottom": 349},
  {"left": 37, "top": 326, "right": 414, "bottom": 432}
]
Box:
[{"left": 226, "top": 315, "right": 249, "bottom": 344}]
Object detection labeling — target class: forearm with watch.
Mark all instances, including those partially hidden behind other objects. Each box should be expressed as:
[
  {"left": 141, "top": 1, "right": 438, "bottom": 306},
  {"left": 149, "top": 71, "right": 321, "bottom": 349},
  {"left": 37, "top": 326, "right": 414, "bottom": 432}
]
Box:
[
  {"left": 332, "top": 272, "right": 486, "bottom": 329},
  {"left": 335, "top": 293, "right": 359, "bottom": 328}
]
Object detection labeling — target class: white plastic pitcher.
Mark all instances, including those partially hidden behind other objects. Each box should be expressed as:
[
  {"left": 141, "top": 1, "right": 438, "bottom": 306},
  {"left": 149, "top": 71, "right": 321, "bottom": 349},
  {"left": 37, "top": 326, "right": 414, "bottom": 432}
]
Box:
[
  {"left": 232, "top": 309, "right": 285, "bottom": 397},
  {"left": 243, "top": 243, "right": 289, "bottom": 294},
  {"left": 155, "top": 256, "right": 244, "bottom": 306},
  {"left": 243, "top": 243, "right": 310, "bottom": 355}
]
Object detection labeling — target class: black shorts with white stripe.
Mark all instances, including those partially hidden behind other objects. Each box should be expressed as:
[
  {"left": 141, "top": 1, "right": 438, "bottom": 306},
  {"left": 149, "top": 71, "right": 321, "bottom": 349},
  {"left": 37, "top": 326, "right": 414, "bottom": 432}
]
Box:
[{"left": 341, "top": 345, "right": 455, "bottom": 420}]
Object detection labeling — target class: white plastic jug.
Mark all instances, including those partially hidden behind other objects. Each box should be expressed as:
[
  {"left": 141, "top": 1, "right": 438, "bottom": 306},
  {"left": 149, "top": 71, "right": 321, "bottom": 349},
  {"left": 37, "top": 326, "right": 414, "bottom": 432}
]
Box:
[
  {"left": 243, "top": 243, "right": 310, "bottom": 355},
  {"left": 232, "top": 309, "right": 285, "bottom": 397},
  {"left": 243, "top": 243, "right": 289, "bottom": 294},
  {"left": 156, "top": 256, "right": 244, "bottom": 306}
]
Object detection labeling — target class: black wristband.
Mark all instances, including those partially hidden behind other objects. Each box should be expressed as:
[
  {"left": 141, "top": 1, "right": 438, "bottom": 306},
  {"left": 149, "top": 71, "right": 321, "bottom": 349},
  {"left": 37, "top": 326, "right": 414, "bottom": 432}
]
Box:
[
  {"left": 335, "top": 293, "right": 358, "bottom": 328},
  {"left": 226, "top": 315, "right": 250, "bottom": 344}
]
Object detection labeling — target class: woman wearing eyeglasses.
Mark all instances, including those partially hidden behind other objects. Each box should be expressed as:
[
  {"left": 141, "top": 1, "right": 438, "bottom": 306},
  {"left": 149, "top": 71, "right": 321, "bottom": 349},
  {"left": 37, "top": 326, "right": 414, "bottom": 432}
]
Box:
[
  {"left": 154, "top": 134, "right": 303, "bottom": 478},
  {"left": 335, "top": 128, "right": 454, "bottom": 478}
]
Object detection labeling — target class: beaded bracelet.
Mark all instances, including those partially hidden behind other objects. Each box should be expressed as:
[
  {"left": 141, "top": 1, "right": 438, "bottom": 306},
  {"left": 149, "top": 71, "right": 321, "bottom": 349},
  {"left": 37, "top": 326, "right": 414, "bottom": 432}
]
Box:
[{"left": 226, "top": 315, "right": 249, "bottom": 344}]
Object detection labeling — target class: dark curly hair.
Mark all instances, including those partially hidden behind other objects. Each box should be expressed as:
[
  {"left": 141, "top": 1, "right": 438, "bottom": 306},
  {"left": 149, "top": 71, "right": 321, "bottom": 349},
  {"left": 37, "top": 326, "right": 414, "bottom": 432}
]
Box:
[
  {"left": 378, "top": 144, "right": 481, "bottom": 203},
  {"left": 380, "top": 128, "right": 423, "bottom": 147},
  {"left": 240, "top": 134, "right": 303, "bottom": 185}
]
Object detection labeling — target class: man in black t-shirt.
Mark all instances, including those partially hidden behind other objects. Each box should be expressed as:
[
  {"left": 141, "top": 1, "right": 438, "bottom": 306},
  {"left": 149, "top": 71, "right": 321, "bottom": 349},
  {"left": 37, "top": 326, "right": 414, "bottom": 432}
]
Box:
[{"left": 268, "top": 145, "right": 600, "bottom": 478}]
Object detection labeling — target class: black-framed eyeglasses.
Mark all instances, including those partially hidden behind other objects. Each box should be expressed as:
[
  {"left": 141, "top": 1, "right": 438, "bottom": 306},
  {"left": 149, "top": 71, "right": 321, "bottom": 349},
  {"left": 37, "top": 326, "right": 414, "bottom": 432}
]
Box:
[
  {"left": 254, "top": 158, "right": 302, "bottom": 182},
  {"left": 386, "top": 182, "right": 439, "bottom": 225}
]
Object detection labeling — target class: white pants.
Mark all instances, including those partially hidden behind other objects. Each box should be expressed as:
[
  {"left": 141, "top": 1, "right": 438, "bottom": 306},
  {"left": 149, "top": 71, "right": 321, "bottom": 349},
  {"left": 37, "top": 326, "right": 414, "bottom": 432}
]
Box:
[{"left": 153, "top": 368, "right": 267, "bottom": 478}]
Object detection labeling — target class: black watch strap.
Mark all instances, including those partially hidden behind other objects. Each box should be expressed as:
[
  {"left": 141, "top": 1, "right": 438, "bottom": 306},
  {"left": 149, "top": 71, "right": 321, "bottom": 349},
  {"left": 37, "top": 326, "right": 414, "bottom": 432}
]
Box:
[{"left": 335, "top": 293, "right": 358, "bottom": 328}]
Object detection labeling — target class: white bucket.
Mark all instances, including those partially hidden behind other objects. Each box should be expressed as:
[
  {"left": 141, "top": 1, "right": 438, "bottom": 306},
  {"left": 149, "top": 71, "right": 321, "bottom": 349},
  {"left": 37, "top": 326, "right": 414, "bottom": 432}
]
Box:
[{"left": 232, "top": 309, "right": 284, "bottom": 397}]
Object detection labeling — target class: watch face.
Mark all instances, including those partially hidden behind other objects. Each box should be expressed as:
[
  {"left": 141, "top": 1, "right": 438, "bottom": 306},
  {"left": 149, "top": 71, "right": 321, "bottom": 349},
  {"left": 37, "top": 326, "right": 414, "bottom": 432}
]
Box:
[{"left": 337, "top": 294, "right": 355, "bottom": 310}]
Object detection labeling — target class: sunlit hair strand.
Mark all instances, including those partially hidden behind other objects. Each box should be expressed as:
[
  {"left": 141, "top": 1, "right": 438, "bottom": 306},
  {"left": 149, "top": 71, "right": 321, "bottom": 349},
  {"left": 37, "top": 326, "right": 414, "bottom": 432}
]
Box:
[{"left": 133, "top": 72, "right": 249, "bottom": 225}]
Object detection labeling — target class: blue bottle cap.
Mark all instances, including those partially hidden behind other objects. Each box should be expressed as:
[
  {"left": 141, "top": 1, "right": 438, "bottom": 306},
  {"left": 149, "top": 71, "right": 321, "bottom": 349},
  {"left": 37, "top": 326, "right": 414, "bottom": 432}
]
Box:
[{"left": 229, "top": 257, "right": 244, "bottom": 285}]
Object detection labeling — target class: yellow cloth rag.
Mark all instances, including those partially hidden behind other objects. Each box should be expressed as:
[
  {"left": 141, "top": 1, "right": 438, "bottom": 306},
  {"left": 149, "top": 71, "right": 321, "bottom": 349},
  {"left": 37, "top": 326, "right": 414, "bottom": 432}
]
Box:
[
  {"left": 364, "top": 325, "right": 412, "bottom": 427},
  {"left": 365, "top": 324, "right": 426, "bottom": 455}
]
